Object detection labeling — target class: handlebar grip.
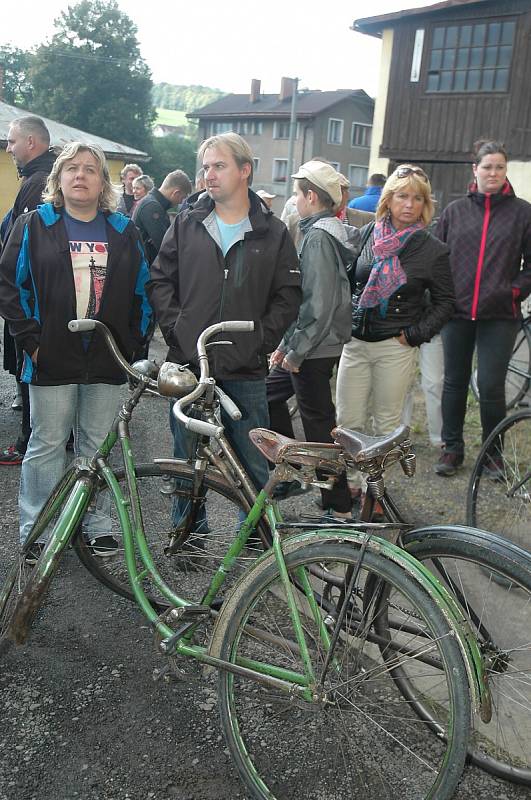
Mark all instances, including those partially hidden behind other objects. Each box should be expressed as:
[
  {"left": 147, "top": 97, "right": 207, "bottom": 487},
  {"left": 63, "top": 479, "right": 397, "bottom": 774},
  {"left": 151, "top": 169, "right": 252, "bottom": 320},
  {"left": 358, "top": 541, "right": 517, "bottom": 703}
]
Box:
[
  {"left": 68, "top": 319, "right": 97, "bottom": 333},
  {"left": 185, "top": 417, "right": 224, "bottom": 438},
  {"left": 219, "top": 320, "right": 254, "bottom": 333},
  {"left": 215, "top": 387, "right": 242, "bottom": 421}
]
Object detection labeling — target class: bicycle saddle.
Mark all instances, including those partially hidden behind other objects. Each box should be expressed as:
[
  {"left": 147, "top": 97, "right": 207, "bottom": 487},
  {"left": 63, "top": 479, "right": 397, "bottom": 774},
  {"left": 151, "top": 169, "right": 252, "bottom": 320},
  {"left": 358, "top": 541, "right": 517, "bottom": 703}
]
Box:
[
  {"left": 249, "top": 428, "right": 343, "bottom": 469},
  {"left": 332, "top": 424, "right": 410, "bottom": 463}
]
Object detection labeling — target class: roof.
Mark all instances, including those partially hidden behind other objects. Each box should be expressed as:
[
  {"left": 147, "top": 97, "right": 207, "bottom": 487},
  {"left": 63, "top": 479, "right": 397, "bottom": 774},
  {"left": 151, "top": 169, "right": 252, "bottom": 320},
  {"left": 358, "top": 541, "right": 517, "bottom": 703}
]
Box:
[
  {"left": 354, "top": 0, "right": 489, "bottom": 37},
  {"left": 0, "top": 101, "right": 148, "bottom": 159},
  {"left": 187, "top": 90, "right": 373, "bottom": 120}
]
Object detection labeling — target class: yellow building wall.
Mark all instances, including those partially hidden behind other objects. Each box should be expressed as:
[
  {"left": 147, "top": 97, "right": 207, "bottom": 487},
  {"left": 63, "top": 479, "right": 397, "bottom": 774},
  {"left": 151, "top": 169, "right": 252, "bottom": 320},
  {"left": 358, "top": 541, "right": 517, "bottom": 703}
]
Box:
[
  {"left": 507, "top": 162, "right": 531, "bottom": 205},
  {"left": 368, "top": 28, "right": 393, "bottom": 178},
  {"left": 0, "top": 153, "right": 126, "bottom": 221}
]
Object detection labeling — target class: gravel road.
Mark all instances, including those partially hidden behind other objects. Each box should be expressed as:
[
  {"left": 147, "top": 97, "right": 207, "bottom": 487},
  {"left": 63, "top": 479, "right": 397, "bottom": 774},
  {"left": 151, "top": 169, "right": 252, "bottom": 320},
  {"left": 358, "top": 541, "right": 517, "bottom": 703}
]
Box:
[{"left": 0, "top": 330, "right": 529, "bottom": 800}]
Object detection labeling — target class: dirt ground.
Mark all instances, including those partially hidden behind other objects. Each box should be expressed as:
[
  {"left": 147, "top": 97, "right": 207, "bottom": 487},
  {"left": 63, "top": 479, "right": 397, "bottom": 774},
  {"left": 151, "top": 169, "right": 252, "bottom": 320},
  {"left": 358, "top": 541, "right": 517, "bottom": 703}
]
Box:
[{"left": 0, "top": 331, "right": 529, "bottom": 800}]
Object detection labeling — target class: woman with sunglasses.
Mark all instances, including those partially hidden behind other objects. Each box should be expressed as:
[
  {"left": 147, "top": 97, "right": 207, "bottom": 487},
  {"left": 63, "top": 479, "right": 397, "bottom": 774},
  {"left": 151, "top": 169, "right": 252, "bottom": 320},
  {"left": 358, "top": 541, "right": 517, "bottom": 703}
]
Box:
[
  {"left": 434, "top": 140, "right": 531, "bottom": 476},
  {"left": 336, "top": 166, "right": 454, "bottom": 491}
]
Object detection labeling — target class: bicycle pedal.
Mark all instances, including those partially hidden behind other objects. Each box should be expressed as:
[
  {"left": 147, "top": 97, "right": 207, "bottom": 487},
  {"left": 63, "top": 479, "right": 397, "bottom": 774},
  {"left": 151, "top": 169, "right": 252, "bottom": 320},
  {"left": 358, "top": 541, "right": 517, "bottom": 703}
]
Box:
[{"left": 169, "top": 605, "right": 211, "bottom": 621}]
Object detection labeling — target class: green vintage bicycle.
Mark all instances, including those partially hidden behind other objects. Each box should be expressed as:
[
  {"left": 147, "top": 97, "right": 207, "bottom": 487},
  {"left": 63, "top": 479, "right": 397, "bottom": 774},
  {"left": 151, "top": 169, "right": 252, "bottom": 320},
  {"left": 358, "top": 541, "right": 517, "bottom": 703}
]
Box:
[{"left": 0, "top": 319, "right": 489, "bottom": 800}]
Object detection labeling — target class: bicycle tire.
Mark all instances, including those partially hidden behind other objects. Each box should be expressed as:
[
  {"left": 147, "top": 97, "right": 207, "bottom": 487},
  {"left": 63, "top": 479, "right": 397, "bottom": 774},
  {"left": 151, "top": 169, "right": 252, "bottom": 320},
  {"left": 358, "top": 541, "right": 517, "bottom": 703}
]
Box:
[
  {"left": 74, "top": 462, "right": 273, "bottom": 609},
  {"left": 467, "top": 408, "right": 531, "bottom": 551},
  {"left": 470, "top": 320, "right": 531, "bottom": 410},
  {"left": 0, "top": 466, "right": 83, "bottom": 656},
  {"left": 216, "top": 539, "right": 470, "bottom": 800},
  {"left": 376, "top": 524, "right": 531, "bottom": 785}
]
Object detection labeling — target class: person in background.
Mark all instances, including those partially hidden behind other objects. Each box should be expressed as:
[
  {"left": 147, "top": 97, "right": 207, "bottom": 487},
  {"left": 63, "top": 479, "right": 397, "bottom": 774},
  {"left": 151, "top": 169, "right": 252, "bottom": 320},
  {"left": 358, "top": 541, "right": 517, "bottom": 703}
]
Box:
[
  {"left": 266, "top": 161, "right": 357, "bottom": 517},
  {"left": 195, "top": 168, "right": 206, "bottom": 192},
  {"left": 134, "top": 170, "right": 192, "bottom": 265},
  {"left": 336, "top": 165, "right": 454, "bottom": 502},
  {"left": 0, "top": 142, "right": 152, "bottom": 562},
  {"left": 348, "top": 173, "right": 386, "bottom": 213},
  {"left": 117, "top": 163, "right": 142, "bottom": 215},
  {"left": 337, "top": 173, "right": 375, "bottom": 228},
  {"left": 132, "top": 174, "right": 154, "bottom": 205},
  {"left": 435, "top": 140, "right": 531, "bottom": 476},
  {"left": 147, "top": 132, "right": 301, "bottom": 534},
  {"left": 1, "top": 115, "right": 56, "bottom": 466},
  {"left": 256, "top": 189, "right": 276, "bottom": 210}
]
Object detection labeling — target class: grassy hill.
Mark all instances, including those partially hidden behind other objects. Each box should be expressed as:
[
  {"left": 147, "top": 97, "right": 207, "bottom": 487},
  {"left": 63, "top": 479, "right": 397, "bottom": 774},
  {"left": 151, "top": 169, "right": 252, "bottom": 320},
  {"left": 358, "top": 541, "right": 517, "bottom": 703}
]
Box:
[{"left": 155, "top": 108, "right": 188, "bottom": 127}]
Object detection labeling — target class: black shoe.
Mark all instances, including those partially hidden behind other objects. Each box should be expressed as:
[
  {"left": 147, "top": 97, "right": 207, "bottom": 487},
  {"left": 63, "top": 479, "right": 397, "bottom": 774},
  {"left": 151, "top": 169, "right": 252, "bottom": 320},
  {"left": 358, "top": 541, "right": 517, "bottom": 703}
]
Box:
[
  {"left": 88, "top": 535, "right": 120, "bottom": 557},
  {"left": 434, "top": 451, "right": 463, "bottom": 477},
  {"left": 272, "top": 480, "right": 309, "bottom": 500},
  {"left": 24, "top": 542, "right": 45, "bottom": 565},
  {"left": 481, "top": 456, "right": 505, "bottom": 481}
]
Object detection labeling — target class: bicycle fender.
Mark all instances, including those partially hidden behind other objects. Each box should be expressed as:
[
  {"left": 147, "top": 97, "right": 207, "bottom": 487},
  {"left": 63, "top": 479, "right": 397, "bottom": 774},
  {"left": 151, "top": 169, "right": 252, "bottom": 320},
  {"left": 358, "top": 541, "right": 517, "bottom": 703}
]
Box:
[{"left": 209, "top": 529, "right": 490, "bottom": 720}]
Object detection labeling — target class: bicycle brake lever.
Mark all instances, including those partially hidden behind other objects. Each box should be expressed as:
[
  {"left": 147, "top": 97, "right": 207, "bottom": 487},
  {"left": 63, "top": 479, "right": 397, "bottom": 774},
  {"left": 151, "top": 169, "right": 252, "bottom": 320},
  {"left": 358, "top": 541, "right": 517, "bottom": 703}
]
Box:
[{"left": 205, "top": 340, "right": 233, "bottom": 349}]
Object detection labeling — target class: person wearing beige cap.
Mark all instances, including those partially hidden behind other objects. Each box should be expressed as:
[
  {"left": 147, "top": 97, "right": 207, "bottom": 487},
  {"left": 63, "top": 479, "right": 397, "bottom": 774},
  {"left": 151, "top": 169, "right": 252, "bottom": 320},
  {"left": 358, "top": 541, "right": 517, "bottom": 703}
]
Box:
[
  {"left": 266, "top": 160, "right": 360, "bottom": 517},
  {"left": 256, "top": 189, "right": 276, "bottom": 210}
]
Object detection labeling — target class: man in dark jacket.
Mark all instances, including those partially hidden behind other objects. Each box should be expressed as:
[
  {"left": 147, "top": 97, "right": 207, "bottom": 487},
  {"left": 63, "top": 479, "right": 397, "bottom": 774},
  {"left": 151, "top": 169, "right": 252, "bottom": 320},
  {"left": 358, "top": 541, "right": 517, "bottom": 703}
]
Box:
[
  {"left": 1, "top": 115, "right": 56, "bottom": 465},
  {"left": 147, "top": 132, "right": 301, "bottom": 530},
  {"left": 134, "top": 170, "right": 192, "bottom": 264}
]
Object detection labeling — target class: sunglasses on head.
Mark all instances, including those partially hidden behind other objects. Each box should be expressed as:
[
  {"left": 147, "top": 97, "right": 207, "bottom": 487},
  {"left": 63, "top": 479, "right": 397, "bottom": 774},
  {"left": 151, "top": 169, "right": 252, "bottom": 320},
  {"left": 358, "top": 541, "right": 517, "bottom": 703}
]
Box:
[{"left": 395, "top": 166, "right": 428, "bottom": 181}]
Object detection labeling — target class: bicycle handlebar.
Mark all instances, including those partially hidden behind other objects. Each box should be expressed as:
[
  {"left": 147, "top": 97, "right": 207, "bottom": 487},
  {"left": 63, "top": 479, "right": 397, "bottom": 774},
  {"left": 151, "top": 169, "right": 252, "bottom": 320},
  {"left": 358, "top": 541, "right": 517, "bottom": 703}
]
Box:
[
  {"left": 68, "top": 319, "right": 159, "bottom": 391},
  {"left": 173, "top": 320, "right": 254, "bottom": 438}
]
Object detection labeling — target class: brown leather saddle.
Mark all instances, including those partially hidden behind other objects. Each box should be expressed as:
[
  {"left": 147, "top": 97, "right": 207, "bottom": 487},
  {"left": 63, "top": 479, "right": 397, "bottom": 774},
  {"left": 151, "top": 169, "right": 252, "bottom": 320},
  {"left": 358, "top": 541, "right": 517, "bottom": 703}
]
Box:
[
  {"left": 331, "top": 424, "right": 410, "bottom": 463},
  {"left": 249, "top": 428, "right": 344, "bottom": 471}
]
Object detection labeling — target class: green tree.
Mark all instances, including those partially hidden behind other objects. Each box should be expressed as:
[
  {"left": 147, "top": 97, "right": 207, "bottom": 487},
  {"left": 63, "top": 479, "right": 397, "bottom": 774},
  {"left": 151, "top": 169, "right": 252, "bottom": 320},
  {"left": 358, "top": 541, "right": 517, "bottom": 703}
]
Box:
[
  {"left": 152, "top": 83, "right": 225, "bottom": 112},
  {"left": 29, "top": 0, "right": 155, "bottom": 151},
  {"left": 146, "top": 134, "right": 197, "bottom": 188},
  {"left": 0, "top": 46, "right": 34, "bottom": 107}
]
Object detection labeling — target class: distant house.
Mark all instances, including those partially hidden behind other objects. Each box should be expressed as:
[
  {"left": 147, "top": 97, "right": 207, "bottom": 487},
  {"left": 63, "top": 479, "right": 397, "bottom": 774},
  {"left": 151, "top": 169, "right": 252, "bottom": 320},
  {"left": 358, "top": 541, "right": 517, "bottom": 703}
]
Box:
[
  {"left": 187, "top": 78, "right": 374, "bottom": 211},
  {"left": 354, "top": 0, "right": 531, "bottom": 210},
  {"left": 0, "top": 101, "right": 148, "bottom": 219},
  {"left": 153, "top": 122, "right": 186, "bottom": 138}
]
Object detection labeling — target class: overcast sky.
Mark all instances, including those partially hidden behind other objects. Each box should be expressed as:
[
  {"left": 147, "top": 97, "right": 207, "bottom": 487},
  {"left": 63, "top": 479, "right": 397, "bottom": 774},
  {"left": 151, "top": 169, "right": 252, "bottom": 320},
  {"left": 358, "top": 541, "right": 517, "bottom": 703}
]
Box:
[{"left": 3, "top": 1, "right": 433, "bottom": 97}]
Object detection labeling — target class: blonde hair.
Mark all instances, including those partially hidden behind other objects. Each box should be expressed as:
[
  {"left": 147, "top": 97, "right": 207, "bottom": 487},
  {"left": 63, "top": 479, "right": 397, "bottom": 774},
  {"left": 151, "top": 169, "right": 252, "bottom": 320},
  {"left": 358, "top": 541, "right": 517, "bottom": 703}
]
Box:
[
  {"left": 43, "top": 142, "right": 120, "bottom": 212},
  {"left": 198, "top": 132, "right": 254, "bottom": 184},
  {"left": 376, "top": 165, "right": 435, "bottom": 226}
]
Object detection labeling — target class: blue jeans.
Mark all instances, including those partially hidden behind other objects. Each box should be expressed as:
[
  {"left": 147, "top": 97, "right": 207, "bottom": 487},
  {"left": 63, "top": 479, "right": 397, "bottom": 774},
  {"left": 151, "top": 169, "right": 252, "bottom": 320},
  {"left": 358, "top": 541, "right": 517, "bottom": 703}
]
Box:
[
  {"left": 20, "top": 383, "right": 123, "bottom": 544},
  {"left": 170, "top": 378, "right": 270, "bottom": 530},
  {"left": 441, "top": 318, "right": 519, "bottom": 454}
]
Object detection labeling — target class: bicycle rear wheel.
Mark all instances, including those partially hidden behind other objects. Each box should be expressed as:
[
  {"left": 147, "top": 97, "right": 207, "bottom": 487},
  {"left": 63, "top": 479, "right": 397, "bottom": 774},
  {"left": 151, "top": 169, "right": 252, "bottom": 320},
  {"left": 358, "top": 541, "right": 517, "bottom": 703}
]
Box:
[
  {"left": 471, "top": 320, "right": 531, "bottom": 410},
  {"left": 467, "top": 409, "right": 531, "bottom": 551},
  {"left": 216, "top": 539, "right": 470, "bottom": 800},
  {"left": 380, "top": 524, "right": 531, "bottom": 785},
  {"left": 74, "top": 463, "right": 272, "bottom": 609}
]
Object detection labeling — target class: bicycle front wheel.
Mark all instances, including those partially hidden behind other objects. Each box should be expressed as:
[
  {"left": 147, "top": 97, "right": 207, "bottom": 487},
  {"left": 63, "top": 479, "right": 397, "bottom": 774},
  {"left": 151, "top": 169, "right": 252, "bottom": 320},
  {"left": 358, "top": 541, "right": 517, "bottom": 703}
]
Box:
[
  {"left": 0, "top": 466, "right": 81, "bottom": 656},
  {"left": 216, "top": 539, "right": 470, "bottom": 800},
  {"left": 74, "top": 462, "right": 272, "bottom": 608},
  {"left": 387, "top": 525, "right": 531, "bottom": 785},
  {"left": 467, "top": 409, "right": 531, "bottom": 550}
]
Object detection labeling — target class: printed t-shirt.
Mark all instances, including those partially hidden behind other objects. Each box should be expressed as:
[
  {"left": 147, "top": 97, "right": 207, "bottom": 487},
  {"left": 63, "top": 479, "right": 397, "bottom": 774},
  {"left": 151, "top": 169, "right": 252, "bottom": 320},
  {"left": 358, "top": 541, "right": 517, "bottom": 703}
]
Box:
[{"left": 63, "top": 210, "right": 108, "bottom": 319}]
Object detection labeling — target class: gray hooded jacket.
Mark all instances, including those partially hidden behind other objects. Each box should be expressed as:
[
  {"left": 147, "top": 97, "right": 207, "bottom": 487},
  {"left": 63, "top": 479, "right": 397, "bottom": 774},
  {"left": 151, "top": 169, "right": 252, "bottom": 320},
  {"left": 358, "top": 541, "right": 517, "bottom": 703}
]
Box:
[{"left": 280, "top": 212, "right": 360, "bottom": 367}]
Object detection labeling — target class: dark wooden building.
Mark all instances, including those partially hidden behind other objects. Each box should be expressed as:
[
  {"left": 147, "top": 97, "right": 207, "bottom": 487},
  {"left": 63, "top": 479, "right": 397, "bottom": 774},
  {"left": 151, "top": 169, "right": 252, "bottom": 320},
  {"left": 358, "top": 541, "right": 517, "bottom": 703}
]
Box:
[{"left": 354, "top": 0, "right": 531, "bottom": 210}]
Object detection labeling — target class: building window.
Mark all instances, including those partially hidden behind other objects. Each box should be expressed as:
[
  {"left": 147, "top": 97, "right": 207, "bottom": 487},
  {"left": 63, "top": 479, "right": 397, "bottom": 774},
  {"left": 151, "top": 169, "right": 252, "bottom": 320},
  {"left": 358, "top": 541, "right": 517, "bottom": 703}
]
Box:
[
  {"left": 209, "top": 121, "right": 233, "bottom": 134},
  {"left": 253, "top": 158, "right": 260, "bottom": 176},
  {"left": 233, "top": 121, "right": 249, "bottom": 135},
  {"left": 272, "top": 159, "right": 288, "bottom": 183},
  {"left": 328, "top": 118, "right": 344, "bottom": 145},
  {"left": 273, "top": 121, "right": 299, "bottom": 139},
  {"left": 348, "top": 164, "right": 368, "bottom": 188},
  {"left": 426, "top": 19, "right": 516, "bottom": 93},
  {"left": 329, "top": 162, "right": 341, "bottom": 171},
  {"left": 351, "top": 123, "right": 372, "bottom": 148},
  {"left": 250, "top": 121, "right": 263, "bottom": 135}
]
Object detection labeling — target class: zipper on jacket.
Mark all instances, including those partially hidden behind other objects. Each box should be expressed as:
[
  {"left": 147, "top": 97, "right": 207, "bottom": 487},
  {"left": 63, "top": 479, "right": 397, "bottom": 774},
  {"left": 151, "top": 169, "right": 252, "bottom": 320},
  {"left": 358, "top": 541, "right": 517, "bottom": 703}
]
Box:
[{"left": 471, "top": 194, "right": 491, "bottom": 320}]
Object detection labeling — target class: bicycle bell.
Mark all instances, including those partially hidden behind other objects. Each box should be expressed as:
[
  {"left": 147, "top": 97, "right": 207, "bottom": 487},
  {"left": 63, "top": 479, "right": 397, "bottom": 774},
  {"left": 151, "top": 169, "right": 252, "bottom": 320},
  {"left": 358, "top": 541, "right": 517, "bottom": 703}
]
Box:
[{"left": 157, "top": 362, "right": 198, "bottom": 397}]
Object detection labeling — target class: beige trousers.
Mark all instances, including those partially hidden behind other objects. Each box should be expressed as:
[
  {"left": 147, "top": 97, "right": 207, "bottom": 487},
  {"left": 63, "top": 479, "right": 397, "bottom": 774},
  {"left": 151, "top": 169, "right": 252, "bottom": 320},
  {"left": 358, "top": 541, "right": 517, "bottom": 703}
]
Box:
[{"left": 336, "top": 336, "right": 418, "bottom": 436}]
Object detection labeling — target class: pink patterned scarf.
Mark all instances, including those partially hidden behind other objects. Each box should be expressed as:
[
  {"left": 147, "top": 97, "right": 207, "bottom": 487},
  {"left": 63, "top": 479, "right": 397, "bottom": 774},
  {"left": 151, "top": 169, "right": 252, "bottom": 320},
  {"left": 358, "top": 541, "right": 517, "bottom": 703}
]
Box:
[{"left": 358, "top": 216, "right": 424, "bottom": 317}]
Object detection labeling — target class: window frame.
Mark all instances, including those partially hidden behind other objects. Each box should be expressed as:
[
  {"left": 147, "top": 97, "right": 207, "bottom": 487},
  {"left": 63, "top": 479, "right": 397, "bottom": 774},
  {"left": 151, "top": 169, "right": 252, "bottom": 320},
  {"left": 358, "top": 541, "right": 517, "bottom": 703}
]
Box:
[
  {"left": 327, "top": 118, "right": 344, "bottom": 146},
  {"left": 272, "top": 158, "right": 289, "bottom": 183},
  {"left": 348, "top": 164, "right": 369, "bottom": 189},
  {"left": 351, "top": 122, "right": 372, "bottom": 148},
  {"left": 424, "top": 17, "right": 516, "bottom": 95}
]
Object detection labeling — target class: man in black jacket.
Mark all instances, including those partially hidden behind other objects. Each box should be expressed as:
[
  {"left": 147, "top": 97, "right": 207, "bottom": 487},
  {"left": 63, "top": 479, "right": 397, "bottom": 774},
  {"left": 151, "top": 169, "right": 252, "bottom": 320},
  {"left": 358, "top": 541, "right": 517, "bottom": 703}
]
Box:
[
  {"left": 1, "top": 116, "right": 56, "bottom": 466},
  {"left": 147, "top": 132, "right": 301, "bottom": 531},
  {"left": 134, "top": 170, "right": 192, "bottom": 264}
]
